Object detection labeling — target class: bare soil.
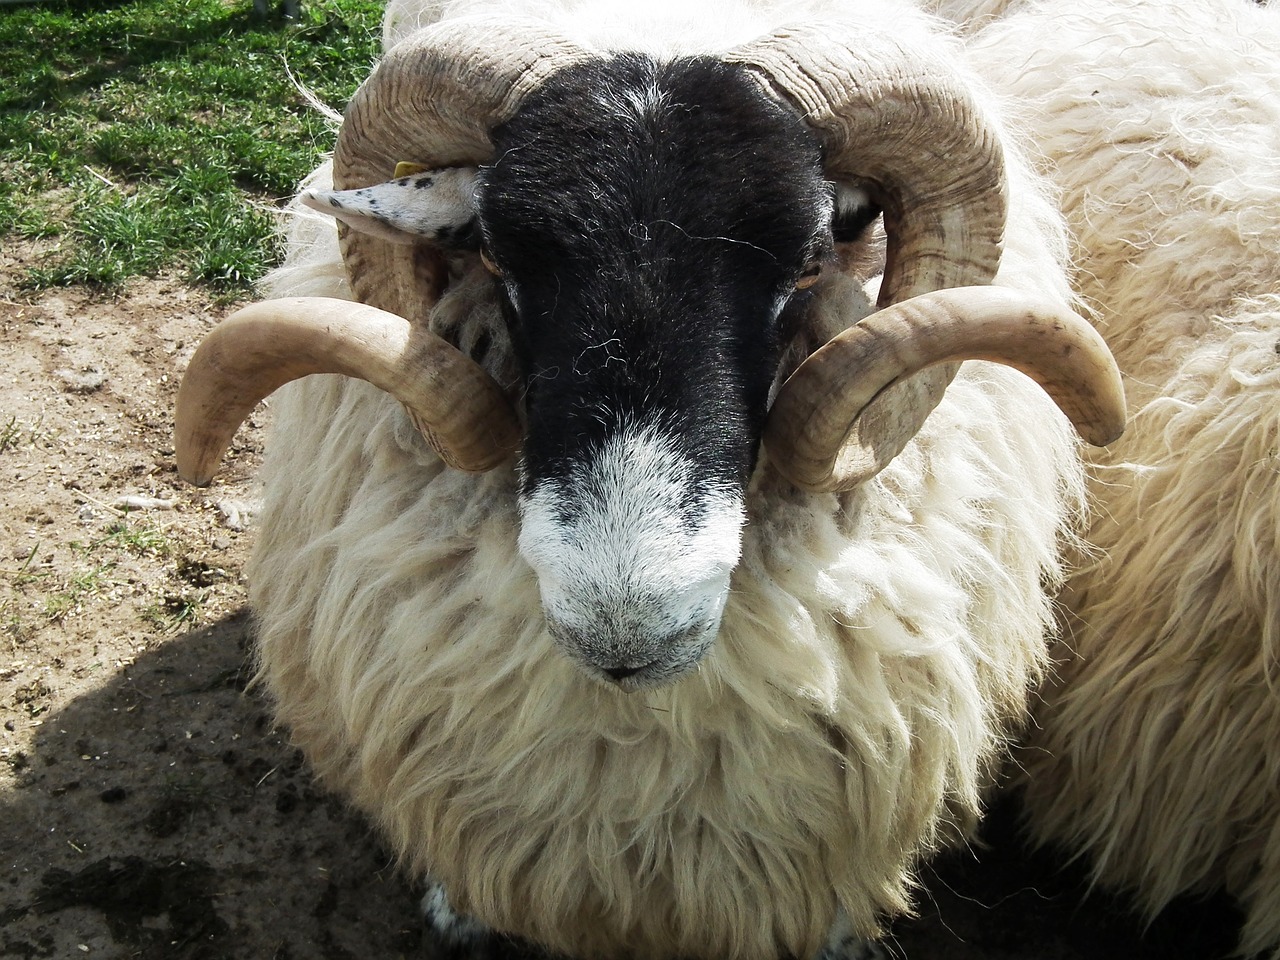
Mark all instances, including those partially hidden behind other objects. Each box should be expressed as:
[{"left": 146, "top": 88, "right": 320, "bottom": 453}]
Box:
[{"left": 0, "top": 250, "right": 1246, "bottom": 959}]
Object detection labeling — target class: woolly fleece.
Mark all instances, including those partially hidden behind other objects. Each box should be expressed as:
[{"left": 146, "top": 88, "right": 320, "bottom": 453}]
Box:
[
  {"left": 963, "top": 1, "right": 1280, "bottom": 955},
  {"left": 247, "top": 2, "right": 1087, "bottom": 956}
]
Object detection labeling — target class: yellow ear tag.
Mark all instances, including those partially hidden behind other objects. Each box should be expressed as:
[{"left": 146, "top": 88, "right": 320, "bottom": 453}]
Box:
[{"left": 393, "top": 161, "right": 430, "bottom": 178}]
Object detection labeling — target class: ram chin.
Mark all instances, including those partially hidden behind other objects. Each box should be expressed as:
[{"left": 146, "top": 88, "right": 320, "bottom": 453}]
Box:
[{"left": 516, "top": 424, "right": 746, "bottom": 691}]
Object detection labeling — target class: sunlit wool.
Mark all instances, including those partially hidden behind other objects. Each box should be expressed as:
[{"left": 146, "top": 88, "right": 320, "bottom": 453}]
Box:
[
  {"left": 953, "top": 1, "right": 1280, "bottom": 956},
  {"left": 245, "top": 0, "right": 1087, "bottom": 956}
]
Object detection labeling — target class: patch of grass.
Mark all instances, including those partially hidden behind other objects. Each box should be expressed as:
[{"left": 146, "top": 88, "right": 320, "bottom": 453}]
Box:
[
  {"left": 0, "top": 416, "right": 56, "bottom": 453},
  {"left": 0, "top": 417, "right": 20, "bottom": 453},
  {"left": 85, "top": 517, "right": 173, "bottom": 559},
  {"left": 1, "top": 0, "right": 382, "bottom": 293},
  {"left": 142, "top": 589, "right": 205, "bottom": 633},
  {"left": 38, "top": 561, "right": 119, "bottom": 623},
  {"left": 8, "top": 543, "right": 50, "bottom": 587},
  {"left": 68, "top": 561, "right": 118, "bottom": 596},
  {"left": 43, "top": 590, "right": 79, "bottom": 624}
]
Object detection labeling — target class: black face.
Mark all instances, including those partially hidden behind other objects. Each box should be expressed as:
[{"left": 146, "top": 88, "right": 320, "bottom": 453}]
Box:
[{"left": 476, "top": 54, "right": 833, "bottom": 496}]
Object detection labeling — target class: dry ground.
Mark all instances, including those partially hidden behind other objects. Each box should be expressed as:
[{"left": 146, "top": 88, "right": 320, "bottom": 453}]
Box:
[{"left": 0, "top": 248, "right": 1246, "bottom": 959}]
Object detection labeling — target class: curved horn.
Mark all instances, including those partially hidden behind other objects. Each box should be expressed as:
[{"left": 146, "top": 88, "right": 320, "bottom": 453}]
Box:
[
  {"left": 727, "top": 26, "right": 1010, "bottom": 488},
  {"left": 175, "top": 297, "right": 520, "bottom": 486},
  {"left": 175, "top": 21, "right": 592, "bottom": 490},
  {"left": 333, "top": 17, "right": 592, "bottom": 314},
  {"left": 727, "top": 26, "right": 1006, "bottom": 305},
  {"left": 763, "top": 287, "right": 1126, "bottom": 492}
]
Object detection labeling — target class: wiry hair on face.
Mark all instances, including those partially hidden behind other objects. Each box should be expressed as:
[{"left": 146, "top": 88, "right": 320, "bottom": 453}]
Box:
[
  {"left": 477, "top": 53, "right": 834, "bottom": 496},
  {"left": 472, "top": 53, "right": 835, "bottom": 686}
]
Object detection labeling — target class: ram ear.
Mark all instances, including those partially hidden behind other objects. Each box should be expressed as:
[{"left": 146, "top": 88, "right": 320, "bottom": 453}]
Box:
[
  {"left": 830, "top": 182, "right": 882, "bottom": 244},
  {"left": 299, "top": 165, "right": 480, "bottom": 248}
]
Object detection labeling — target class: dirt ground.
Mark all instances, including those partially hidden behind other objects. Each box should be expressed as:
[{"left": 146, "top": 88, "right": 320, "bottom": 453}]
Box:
[{"left": 0, "top": 248, "right": 1247, "bottom": 959}]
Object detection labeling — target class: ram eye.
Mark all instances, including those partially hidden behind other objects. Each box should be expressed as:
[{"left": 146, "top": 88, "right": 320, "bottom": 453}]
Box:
[
  {"left": 795, "top": 263, "right": 822, "bottom": 290},
  {"left": 480, "top": 248, "right": 503, "bottom": 277}
]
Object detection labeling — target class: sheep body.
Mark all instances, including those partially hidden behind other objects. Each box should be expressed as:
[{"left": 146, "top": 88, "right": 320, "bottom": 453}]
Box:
[
  {"left": 956, "top": 1, "right": 1280, "bottom": 954},
  {"left": 249, "top": 1, "right": 1086, "bottom": 956}
]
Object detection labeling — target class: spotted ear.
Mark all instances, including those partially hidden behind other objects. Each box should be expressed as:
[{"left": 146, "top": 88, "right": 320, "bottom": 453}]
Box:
[{"left": 300, "top": 165, "right": 480, "bottom": 248}]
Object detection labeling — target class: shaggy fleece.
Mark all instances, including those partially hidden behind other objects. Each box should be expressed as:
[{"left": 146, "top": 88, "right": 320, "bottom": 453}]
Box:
[
  {"left": 246, "top": 1, "right": 1087, "bottom": 957},
  {"left": 964, "top": 1, "right": 1280, "bottom": 955}
]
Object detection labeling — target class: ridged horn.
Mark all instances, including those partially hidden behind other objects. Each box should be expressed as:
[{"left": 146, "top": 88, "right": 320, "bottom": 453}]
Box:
[
  {"left": 174, "top": 20, "right": 592, "bottom": 487},
  {"left": 332, "top": 17, "right": 592, "bottom": 315},
  {"left": 728, "top": 26, "right": 1007, "bottom": 306},
  {"left": 727, "top": 26, "right": 1009, "bottom": 489},
  {"left": 763, "top": 286, "right": 1126, "bottom": 492},
  {"left": 175, "top": 297, "right": 520, "bottom": 486}
]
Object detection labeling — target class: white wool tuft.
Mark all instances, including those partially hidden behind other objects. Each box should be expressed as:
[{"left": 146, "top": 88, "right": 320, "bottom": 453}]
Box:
[
  {"left": 382, "top": 0, "right": 948, "bottom": 57},
  {"left": 960, "top": 1, "right": 1280, "bottom": 956},
  {"left": 245, "top": 2, "right": 1087, "bottom": 957},
  {"left": 921, "top": 0, "right": 1025, "bottom": 32}
]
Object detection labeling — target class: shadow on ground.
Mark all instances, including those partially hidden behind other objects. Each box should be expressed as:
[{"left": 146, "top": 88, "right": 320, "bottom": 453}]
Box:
[
  {"left": 886, "top": 794, "right": 1243, "bottom": 960},
  {"left": 0, "top": 609, "right": 1246, "bottom": 959},
  {"left": 0, "top": 610, "right": 424, "bottom": 960}
]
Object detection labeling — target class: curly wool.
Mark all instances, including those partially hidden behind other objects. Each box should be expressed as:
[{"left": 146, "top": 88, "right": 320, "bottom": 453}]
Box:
[
  {"left": 246, "top": 3, "right": 1086, "bottom": 957},
  {"left": 961, "top": 1, "right": 1280, "bottom": 955}
]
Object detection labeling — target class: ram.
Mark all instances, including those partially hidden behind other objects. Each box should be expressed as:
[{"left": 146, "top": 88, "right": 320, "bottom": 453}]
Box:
[
  {"left": 174, "top": 0, "right": 1124, "bottom": 956},
  {"left": 941, "top": 0, "right": 1280, "bottom": 955}
]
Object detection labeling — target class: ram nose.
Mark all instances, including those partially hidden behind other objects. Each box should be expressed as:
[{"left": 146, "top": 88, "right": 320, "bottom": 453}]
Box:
[
  {"left": 601, "top": 661, "right": 656, "bottom": 685},
  {"left": 545, "top": 613, "right": 720, "bottom": 691}
]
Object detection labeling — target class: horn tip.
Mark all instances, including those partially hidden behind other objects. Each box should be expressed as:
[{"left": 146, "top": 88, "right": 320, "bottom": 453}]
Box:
[
  {"left": 1085, "top": 415, "right": 1127, "bottom": 448},
  {"left": 174, "top": 433, "right": 220, "bottom": 488},
  {"left": 180, "top": 470, "right": 215, "bottom": 488},
  {"left": 176, "top": 456, "right": 216, "bottom": 488}
]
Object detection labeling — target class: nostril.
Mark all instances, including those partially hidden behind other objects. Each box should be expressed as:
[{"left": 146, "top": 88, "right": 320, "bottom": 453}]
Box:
[{"left": 602, "top": 663, "right": 649, "bottom": 683}]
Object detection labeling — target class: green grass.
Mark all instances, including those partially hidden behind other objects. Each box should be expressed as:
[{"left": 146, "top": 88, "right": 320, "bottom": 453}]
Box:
[
  {"left": 75, "top": 516, "right": 173, "bottom": 558},
  {"left": 0, "top": 415, "right": 54, "bottom": 453},
  {"left": 34, "top": 559, "right": 118, "bottom": 622},
  {"left": 142, "top": 589, "right": 205, "bottom": 632},
  {"left": 0, "top": 417, "right": 20, "bottom": 453},
  {"left": 0, "top": 0, "right": 383, "bottom": 292}
]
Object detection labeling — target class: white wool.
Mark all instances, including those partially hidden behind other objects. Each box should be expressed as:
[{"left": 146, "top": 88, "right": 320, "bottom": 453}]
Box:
[
  {"left": 959, "top": 1, "right": 1280, "bottom": 956},
  {"left": 920, "top": 0, "right": 1025, "bottom": 32},
  {"left": 382, "top": 0, "right": 944, "bottom": 57},
  {"left": 246, "top": 2, "right": 1087, "bottom": 957}
]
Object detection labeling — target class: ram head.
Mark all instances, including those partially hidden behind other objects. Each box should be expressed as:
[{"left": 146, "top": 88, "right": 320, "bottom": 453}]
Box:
[{"left": 175, "top": 17, "right": 1124, "bottom": 689}]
